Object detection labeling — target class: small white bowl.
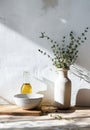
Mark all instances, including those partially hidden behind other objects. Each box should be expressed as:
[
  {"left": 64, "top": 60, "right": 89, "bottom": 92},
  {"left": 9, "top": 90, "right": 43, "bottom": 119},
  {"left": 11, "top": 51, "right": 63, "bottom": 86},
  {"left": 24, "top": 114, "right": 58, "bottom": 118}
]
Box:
[{"left": 14, "top": 93, "right": 44, "bottom": 110}]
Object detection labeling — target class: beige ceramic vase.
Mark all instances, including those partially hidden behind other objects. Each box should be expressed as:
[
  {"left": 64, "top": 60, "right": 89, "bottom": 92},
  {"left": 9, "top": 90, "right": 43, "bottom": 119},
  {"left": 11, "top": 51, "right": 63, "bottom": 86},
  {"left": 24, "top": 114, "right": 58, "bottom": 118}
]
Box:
[{"left": 54, "top": 69, "right": 71, "bottom": 109}]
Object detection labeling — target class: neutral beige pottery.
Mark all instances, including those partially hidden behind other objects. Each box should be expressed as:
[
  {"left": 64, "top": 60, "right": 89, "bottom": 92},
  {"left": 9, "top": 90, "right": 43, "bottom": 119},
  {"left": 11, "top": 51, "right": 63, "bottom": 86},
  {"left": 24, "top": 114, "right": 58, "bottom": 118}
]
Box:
[{"left": 54, "top": 69, "right": 71, "bottom": 109}]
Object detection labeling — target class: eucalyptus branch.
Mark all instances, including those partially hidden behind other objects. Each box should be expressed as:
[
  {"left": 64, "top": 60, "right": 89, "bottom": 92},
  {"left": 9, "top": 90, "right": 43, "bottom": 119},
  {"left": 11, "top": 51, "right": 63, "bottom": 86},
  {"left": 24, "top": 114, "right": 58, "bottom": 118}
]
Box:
[{"left": 38, "top": 27, "right": 89, "bottom": 69}]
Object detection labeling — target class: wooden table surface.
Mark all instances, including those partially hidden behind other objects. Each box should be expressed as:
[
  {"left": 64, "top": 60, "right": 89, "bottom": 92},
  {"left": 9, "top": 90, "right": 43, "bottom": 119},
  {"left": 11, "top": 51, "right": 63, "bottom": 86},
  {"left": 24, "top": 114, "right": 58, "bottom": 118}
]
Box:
[
  {"left": 0, "top": 104, "right": 42, "bottom": 116},
  {"left": 0, "top": 105, "right": 90, "bottom": 129}
]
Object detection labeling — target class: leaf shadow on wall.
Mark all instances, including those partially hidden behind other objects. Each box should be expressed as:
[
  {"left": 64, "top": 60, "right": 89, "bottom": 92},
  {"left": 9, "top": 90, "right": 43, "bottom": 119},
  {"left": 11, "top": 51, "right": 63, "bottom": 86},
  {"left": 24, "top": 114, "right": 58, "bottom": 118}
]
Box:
[{"left": 41, "top": 0, "right": 59, "bottom": 11}]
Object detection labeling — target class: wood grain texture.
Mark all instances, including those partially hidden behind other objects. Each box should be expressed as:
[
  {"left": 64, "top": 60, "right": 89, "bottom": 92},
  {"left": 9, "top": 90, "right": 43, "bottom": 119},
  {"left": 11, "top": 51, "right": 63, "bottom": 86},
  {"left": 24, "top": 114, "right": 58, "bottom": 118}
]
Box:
[{"left": 0, "top": 105, "right": 42, "bottom": 116}]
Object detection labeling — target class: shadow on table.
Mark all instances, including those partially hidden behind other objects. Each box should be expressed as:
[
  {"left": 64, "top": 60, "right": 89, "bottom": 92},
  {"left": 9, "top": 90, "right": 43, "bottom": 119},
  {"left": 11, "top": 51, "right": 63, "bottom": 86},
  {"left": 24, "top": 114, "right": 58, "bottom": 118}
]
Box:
[{"left": 4, "top": 125, "right": 90, "bottom": 130}]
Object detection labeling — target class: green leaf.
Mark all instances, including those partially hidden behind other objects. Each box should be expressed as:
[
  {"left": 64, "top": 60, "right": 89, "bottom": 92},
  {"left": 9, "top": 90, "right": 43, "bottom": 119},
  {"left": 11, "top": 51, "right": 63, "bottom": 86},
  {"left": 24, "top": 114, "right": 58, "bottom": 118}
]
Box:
[{"left": 39, "top": 27, "right": 89, "bottom": 69}]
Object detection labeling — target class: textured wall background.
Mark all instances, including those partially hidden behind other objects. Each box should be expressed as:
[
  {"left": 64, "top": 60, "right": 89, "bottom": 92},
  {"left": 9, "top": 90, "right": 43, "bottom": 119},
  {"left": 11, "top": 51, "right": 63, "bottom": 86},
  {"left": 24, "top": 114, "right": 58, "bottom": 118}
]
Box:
[{"left": 0, "top": 0, "right": 90, "bottom": 106}]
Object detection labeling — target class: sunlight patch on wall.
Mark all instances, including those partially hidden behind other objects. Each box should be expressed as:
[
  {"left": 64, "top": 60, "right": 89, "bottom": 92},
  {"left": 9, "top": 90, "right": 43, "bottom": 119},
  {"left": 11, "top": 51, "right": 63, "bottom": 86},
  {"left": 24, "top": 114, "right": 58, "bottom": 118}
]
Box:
[{"left": 60, "top": 18, "right": 67, "bottom": 24}]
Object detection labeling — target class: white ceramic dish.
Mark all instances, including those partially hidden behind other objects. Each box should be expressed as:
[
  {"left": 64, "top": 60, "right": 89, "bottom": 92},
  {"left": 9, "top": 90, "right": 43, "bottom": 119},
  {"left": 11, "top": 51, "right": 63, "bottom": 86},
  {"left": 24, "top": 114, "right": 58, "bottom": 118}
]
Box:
[{"left": 14, "top": 93, "right": 44, "bottom": 110}]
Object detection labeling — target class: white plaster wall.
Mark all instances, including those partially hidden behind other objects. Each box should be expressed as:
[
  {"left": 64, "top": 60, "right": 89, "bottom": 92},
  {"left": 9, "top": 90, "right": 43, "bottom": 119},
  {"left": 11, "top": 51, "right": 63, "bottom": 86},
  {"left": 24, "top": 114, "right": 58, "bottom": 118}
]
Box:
[{"left": 0, "top": 0, "right": 90, "bottom": 106}]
